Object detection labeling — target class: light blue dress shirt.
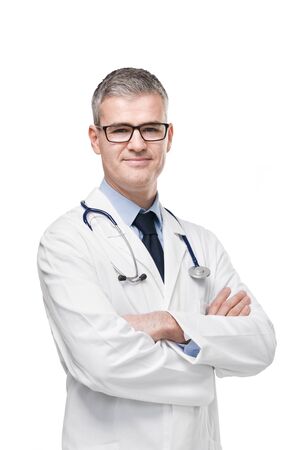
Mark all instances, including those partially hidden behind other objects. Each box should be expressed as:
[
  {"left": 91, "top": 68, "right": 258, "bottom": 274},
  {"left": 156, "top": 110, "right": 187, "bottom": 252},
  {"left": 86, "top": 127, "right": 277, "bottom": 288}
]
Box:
[
  {"left": 100, "top": 179, "right": 200, "bottom": 358},
  {"left": 100, "top": 179, "right": 164, "bottom": 245}
]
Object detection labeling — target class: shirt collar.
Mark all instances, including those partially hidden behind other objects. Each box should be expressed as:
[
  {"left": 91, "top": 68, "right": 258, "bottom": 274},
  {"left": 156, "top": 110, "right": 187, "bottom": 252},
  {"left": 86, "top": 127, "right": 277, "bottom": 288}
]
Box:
[{"left": 99, "top": 179, "right": 163, "bottom": 229}]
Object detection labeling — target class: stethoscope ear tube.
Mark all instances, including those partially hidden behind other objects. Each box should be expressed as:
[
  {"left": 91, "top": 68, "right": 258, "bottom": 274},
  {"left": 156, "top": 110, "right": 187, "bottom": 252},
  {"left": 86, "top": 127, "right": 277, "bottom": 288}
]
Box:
[
  {"left": 118, "top": 274, "right": 127, "bottom": 281},
  {"left": 118, "top": 273, "right": 147, "bottom": 282}
]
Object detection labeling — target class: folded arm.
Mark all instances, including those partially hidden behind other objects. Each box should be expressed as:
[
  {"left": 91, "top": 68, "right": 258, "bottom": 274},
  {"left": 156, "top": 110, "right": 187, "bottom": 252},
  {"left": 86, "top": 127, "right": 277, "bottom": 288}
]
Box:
[
  {"left": 123, "top": 287, "right": 251, "bottom": 342},
  {"left": 124, "top": 236, "right": 276, "bottom": 378}
]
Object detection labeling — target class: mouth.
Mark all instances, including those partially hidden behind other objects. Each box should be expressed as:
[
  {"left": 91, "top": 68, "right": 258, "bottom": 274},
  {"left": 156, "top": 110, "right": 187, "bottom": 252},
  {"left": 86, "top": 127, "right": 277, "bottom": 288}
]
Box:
[{"left": 123, "top": 158, "right": 152, "bottom": 167}]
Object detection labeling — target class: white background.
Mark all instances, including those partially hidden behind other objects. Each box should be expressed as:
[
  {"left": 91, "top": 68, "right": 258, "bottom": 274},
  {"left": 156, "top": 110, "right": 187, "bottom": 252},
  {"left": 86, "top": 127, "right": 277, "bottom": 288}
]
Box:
[{"left": 0, "top": 1, "right": 299, "bottom": 448}]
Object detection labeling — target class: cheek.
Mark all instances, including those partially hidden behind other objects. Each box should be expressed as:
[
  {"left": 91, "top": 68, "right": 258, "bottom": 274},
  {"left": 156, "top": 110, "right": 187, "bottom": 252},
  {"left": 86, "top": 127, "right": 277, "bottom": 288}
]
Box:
[
  {"left": 100, "top": 147, "right": 122, "bottom": 169},
  {"left": 157, "top": 149, "right": 167, "bottom": 167},
  {"left": 159, "top": 155, "right": 167, "bottom": 173}
]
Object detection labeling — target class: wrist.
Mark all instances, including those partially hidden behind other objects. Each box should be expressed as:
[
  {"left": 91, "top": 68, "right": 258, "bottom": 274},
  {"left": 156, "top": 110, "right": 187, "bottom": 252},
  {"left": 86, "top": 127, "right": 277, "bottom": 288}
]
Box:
[
  {"left": 163, "top": 312, "right": 185, "bottom": 343},
  {"left": 162, "top": 311, "right": 175, "bottom": 340}
]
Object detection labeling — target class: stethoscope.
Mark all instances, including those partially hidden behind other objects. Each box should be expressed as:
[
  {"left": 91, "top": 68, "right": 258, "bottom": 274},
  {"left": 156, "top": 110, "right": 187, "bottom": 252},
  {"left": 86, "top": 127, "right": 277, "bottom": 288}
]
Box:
[{"left": 81, "top": 201, "right": 211, "bottom": 284}]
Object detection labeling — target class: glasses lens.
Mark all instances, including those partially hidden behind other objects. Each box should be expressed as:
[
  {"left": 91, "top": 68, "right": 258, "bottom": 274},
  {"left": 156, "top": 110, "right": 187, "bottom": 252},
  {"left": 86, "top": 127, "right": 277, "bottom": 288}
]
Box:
[
  {"left": 140, "top": 124, "right": 166, "bottom": 141},
  {"left": 106, "top": 125, "right": 132, "bottom": 142}
]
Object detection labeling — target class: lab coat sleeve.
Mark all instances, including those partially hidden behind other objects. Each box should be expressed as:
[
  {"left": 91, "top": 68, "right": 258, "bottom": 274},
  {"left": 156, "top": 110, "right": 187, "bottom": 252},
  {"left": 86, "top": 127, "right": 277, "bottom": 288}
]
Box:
[
  {"left": 37, "top": 222, "right": 214, "bottom": 407},
  {"left": 168, "top": 231, "right": 276, "bottom": 378}
]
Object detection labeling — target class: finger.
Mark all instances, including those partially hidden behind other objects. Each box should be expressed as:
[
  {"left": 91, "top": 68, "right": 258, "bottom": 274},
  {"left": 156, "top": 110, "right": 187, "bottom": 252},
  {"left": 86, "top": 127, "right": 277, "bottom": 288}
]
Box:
[
  {"left": 239, "top": 304, "right": 251, "bottom": 316},
  {"left": 216, "top": 290, "right": 247, "bottom": 316},
  {"left": 226, "top": 296, "right": 251, "bottom": 316},
  {"left": 207, "top": 287, "right": 231, "bottom": 315}
]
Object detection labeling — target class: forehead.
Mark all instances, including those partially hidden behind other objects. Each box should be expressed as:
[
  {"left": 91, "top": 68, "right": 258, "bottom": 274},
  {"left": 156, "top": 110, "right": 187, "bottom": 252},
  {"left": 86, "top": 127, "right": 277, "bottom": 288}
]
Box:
[{"left": 99, "top": 94, "right": 166, "bottom": 125}]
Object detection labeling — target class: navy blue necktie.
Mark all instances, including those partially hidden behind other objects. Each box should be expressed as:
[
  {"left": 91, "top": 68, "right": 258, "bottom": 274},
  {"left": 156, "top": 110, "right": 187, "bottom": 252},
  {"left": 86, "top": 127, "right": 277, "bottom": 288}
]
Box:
[{"left": 133, "top": 211, "right": 164, "bottom": 281}]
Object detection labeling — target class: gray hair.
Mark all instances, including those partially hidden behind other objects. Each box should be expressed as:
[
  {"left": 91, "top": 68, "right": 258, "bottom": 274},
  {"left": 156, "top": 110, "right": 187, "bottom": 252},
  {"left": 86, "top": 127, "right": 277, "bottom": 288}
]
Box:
[{"left": 91, "top": 67, "right": 169, "bottom": 125}]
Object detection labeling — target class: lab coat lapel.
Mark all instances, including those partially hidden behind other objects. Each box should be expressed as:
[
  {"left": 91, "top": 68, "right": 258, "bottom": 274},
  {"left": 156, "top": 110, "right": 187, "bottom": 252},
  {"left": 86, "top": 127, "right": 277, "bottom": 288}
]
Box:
[
  {"left": 83, "top": 188, "right": 165, "bottom": 294},
  {"left": 161, "top": 207, "right": 187, "bottom": 307}
]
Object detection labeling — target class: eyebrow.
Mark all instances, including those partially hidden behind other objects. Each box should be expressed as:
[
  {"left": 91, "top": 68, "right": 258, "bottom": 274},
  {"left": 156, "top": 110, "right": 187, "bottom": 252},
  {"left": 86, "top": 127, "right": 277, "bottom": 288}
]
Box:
[{"left": 103, "top": 121, "right": 164, "bottom": 127}]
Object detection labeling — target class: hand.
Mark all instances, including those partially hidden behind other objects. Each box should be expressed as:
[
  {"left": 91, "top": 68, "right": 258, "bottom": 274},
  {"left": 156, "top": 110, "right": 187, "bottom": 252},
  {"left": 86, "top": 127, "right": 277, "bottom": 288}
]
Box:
[
  {"left": 207, "top": 287, "right": 251, "bottom": 316},
  {"left": 123, "top": 311, "right": 185, "bottom": 343}
]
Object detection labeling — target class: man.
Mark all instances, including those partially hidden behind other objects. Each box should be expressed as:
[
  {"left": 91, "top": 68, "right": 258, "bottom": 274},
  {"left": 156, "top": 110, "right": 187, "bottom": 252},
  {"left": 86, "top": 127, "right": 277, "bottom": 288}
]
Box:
[{"left": 37, "top": 68, "right": 276, "bottom": 450}]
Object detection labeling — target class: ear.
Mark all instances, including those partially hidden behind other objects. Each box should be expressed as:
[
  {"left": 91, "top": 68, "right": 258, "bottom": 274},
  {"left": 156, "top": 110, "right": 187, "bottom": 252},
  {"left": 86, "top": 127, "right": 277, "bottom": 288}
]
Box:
[
  {"left": 88, "top": 125, "right": 101, "bottom": 155},
  {"left": 166, "top": 123, "right": 174, "bottom": 153}
]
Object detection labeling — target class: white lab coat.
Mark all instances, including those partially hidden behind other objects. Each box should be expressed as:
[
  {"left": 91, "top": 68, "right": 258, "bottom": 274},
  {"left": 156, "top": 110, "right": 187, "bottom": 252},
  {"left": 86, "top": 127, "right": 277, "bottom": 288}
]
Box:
[{"left": 37, "top": 188, "right": 276, "bottom": 450}]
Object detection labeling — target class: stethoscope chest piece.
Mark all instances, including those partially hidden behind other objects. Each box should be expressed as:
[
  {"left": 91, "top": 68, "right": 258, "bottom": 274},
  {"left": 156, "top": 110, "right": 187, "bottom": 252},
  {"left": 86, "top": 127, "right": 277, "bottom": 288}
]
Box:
[{"left": 189, "top": 265, "right": 211, "bottom": 279}]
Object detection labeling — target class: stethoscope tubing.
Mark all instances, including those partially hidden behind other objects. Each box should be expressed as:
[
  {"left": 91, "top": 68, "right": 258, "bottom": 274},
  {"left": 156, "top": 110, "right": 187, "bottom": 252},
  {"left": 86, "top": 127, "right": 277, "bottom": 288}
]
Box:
[
  {"left": 164, "top": 208, "right": 201, "bottom": 268},
  {"left": 81, "top": 201, "right": 143, "bottom": 282},
  {"left": 82, "top": 201, "right": 118, "bottom": 228},
  {"left": 80, "top": 201, "right": 210, "bottom": 282}
]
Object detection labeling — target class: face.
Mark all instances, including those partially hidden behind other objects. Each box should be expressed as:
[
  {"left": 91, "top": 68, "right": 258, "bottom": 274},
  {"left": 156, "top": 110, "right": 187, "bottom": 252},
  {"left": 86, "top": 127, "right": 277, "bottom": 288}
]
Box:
[{"left": 89, "top": 94, "right": 173, "bottom": 204}]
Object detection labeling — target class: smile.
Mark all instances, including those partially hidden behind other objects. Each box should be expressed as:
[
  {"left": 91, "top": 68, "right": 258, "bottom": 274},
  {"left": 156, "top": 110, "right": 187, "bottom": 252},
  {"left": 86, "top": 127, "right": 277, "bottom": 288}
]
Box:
[{"left": 123, "top": 158, "right": 152, "bottom": 166}]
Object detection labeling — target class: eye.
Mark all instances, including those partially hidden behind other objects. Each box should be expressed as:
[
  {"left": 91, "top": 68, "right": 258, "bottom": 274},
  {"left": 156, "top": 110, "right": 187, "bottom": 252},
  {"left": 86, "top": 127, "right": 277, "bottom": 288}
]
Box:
[
  {"left": 111, "top": 127, "right": 130, "bottom": 134},
  {"left": 142, "top": 126, "right": 160, "bottom": 133}
]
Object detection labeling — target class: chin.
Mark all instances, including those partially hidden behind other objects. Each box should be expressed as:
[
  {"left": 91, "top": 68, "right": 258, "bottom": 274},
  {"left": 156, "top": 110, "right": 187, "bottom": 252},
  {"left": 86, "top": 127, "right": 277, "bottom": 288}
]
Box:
[{"left": 122, "top": 174, "right": 155, "bottom": 191}]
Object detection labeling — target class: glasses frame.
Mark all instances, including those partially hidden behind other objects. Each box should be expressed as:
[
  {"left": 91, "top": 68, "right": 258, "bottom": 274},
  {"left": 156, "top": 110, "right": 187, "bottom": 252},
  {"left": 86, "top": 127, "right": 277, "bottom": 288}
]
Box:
[{"left": 95, "top": 122, "right": 170, "bottom": 143}]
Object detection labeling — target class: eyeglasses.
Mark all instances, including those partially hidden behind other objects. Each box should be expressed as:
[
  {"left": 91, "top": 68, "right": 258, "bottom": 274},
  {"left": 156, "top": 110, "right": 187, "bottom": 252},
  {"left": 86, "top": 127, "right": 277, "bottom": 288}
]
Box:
[{"left": 95, "top": 122, "right": 170, "bottom": 143}]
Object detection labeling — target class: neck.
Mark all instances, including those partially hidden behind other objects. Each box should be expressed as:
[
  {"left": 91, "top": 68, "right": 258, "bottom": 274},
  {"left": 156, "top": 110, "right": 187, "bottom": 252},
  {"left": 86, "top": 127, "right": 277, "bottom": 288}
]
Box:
[{"left": 104, "top": 178, "right": 157, "bottom": 209}]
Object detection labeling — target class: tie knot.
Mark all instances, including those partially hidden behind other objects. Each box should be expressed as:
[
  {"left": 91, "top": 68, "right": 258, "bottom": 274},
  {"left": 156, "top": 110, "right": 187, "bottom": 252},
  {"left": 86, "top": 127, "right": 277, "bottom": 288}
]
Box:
[{"left": 133, "top": 211, "right": 158, "bottom": 236}]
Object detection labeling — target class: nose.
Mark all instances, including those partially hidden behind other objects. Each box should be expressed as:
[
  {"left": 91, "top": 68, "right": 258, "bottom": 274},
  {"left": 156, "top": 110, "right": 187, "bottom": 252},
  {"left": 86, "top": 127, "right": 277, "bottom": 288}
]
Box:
[{"left": 127, "top": 129, "right": 147, "bottom": 152}]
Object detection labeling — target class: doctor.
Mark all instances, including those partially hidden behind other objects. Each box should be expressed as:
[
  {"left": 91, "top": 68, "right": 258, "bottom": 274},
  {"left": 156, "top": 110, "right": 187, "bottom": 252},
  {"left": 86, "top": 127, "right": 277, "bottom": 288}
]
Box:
[{"left": 37, "top": 68, "right": 276, "bottom": 450}]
